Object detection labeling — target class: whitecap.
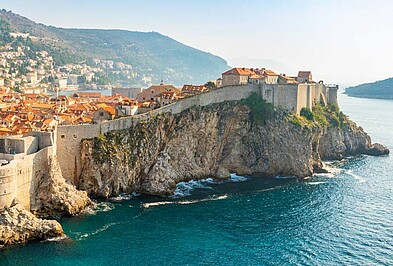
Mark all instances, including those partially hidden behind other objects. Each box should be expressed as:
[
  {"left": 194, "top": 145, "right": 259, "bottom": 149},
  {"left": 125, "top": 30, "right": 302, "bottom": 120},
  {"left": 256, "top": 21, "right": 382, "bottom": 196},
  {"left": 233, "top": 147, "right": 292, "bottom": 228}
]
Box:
[
  {"left": 230, "top": 173, "right": 249, "bottom": 182},
  {"left": 274, "top": 175, "right": 296, "bottom": 179},
  {"left": 142, "top": 194, "right": 228, "bottom": 208},
  {"left": 171, "top": 179, "right": 213, "bottom": 198},
  {"left": 255, "top": 186, "right": 284, "bottom": 193},
  {"left": 306, "top": 181, "right": 327, "bottom": 185},
  {"left": 142, "top": 201, "right": 174, "bottom": 208},
  {"left": 43, "top": 235, "right": 69, "bottom": 242},
  {"left": 345, "top": 170, "right": 366, "bottom": 183},
  {"left": 177, "top": 194, "right": 228, "bottom": 205},
  {"left": 110, "top": 192, "right": 140, "bottom": 201},
  {"left": 82, "top": 201, "right": 116, "bottom": 215},
  {"left": 76, "top": 222, "right": 119, "bottom": 240}
]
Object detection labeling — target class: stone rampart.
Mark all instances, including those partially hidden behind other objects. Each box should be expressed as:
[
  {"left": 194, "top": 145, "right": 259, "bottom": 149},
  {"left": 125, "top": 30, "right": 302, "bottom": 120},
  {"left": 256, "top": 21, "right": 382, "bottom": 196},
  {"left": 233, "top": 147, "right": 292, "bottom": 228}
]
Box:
[
  {"left": 57, "top": 84, "right": 260, "bottom": 184},
  {"left": 0, "top": 146, "right": 54, "bottom": 210}
]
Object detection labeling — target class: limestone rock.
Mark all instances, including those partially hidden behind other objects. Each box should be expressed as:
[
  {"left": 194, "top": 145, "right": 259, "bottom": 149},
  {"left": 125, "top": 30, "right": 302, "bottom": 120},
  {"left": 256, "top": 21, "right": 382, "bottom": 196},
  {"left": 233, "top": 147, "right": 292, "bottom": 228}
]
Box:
[
  {"left": 0, "top": 203, "right": 64, "bottom": 248},
  {"left": 79, "top": 101, "right": 389, "bottom": 197},
  {"left": 34, "top": 156, "right": 92, "bottom": 217},
  {"left": 364, "top": 143, "right": 389, "bottom": 156}
]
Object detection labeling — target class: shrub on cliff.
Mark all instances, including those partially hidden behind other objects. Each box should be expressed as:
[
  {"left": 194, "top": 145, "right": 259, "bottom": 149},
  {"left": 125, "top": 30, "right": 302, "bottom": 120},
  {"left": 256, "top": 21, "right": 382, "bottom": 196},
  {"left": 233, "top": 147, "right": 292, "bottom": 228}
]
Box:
[
  {"left": 241, "top": 92, "right": 274, "bottom": 125},
  {"left": 300, "top": 107, "right": 314, "bottom": 121},
  {"left": 300, "top": 104, "right": 349, "bottom": 128}
]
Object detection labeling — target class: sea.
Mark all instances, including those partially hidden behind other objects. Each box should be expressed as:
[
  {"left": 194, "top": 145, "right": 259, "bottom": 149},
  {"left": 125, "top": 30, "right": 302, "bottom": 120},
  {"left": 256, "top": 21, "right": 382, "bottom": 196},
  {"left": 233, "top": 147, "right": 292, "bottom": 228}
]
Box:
[{"left": 0, "top": 93, "right": 392, "bottom": 265}]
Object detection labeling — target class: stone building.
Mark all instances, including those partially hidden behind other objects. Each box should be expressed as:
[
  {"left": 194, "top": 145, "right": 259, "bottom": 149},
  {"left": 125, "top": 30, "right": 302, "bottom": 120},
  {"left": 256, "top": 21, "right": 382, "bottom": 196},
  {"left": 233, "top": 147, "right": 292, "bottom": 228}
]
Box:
[
  {"left": 112, "top": 87, "right": 143, "bottom": 99},
  {"left": 221, "top": 67, "right": 338, "bottom": 114},
  {"left": 137, "top": 83, "right": 180, "bottom": 102}
]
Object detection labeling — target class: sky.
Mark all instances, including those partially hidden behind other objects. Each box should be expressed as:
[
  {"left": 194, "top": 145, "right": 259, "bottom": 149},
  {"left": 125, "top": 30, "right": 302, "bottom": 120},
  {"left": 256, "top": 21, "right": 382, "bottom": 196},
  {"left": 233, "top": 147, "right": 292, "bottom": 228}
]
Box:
[{"left": 2, "top": 0, "right": 393, "bottom": 85}]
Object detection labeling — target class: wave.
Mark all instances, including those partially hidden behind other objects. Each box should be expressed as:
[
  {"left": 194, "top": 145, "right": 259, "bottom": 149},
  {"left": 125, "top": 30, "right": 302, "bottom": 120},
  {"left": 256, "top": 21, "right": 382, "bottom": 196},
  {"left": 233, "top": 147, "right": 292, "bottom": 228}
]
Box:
[
  {"left": 255, "top": 186, "right": 285, "bottom": 193},
  {"left": 171, "top": 179, "right": 213, "bottom": 198},
  {"left": 142, "top": 194, "right": 228, "bottom": 208},
  {"left": 345, "top": 170, "right": 366, "bottom": 183},
  {"left": 110, "top": 192, "right": 140, "bottom": 201},
  {"left": 76, "top": 222, "right": 119, "bottom": 241},
  {"left": 274, "top": 175, "right": 296, "bottom": 179},
  {"left": 43, "top": 235, "right": 69, "bottom": 242},
  {"left": 82, "top": 201, "right": 116, "bottom": 215},
  {"left": 230, "top": 173, "right": 249, "bottom": 182},
  {"left": 306, "top": 181, "right": 327, "bottom": 185},
  {"left": 171, "top": 174, "right": 249, "bottom": 198}
]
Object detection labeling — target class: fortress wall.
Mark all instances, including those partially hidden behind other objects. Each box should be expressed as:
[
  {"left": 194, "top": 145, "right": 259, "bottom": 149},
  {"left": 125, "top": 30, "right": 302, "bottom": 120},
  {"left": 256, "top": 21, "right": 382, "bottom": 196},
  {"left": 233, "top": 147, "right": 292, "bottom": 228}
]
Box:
[
  {"left": 26, "top": 131, "right": 55, "bottom": 151},
  {"left": 0, "top": 161, "right": 17, "bottom": 209},
  {"left": 56, "top": 84, "right": 259, "bottom": 185},
  {"left": 297, "top": 84, "right": 309, "bottom": 113},
  {"left": 56, "top": 124, "right": 100, "bottom": 185},
  {"left": 327, "top": 86, "right": 339, "bottom": 105},
  {"left": 276, "top": 85, "right": 299, "bottom": 113},
  {"left": 0, "top": 146, "right": 53, "bottom": 210}
]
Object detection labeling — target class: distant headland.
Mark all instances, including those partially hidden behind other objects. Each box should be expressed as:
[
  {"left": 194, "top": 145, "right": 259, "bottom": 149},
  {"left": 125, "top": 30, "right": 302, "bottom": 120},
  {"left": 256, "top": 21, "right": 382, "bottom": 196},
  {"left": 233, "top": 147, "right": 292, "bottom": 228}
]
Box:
[{"left": 345, "top": 77, "right": 393, "bottom": 100}]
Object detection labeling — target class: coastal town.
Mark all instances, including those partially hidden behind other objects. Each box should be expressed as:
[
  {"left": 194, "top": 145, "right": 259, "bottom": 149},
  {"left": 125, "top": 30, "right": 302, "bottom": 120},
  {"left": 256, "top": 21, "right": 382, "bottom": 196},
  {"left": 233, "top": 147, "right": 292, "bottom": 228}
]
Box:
[
  {"left": 0, "top": 35, "right": 332, "bottom": 137},
  {"left": 0, "top": 25, "right": 340, "bottom": 136},
  {"left": 0, "top": 66, "right": 331, "bottom": 136}
]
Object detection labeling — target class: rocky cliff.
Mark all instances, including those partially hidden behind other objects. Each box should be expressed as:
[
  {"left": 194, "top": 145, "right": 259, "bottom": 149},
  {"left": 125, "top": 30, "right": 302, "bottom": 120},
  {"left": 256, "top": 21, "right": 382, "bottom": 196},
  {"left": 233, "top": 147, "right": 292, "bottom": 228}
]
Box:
[
  {"left": 0, "top": 202, "right": 64, "bottom": 248},
  {"left": 33, "top": 156, "right": 92, "bottom": 218},
  {"left": 0, "top": 156, "right": 92, "bottom": 248},
  {"left": 78, "top": 98, "right": 388, "bottom": 198}
]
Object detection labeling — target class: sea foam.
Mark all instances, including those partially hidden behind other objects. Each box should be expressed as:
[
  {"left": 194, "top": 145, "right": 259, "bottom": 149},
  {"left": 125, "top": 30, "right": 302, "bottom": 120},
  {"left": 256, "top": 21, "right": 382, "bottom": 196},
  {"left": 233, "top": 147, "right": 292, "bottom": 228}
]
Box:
[{"left": 142, "top": 194, "right": 228, "bottom": 208}]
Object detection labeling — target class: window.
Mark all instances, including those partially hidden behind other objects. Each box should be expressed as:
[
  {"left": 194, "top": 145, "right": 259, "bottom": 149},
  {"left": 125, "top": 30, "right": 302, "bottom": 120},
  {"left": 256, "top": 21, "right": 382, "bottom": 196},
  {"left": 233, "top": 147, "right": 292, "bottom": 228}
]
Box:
[
  {"left": 73, "top": 134, "right": 78, "bottom": 139},
  {"left": 100, "top": 112, "right": 104, "bottom": 116},
  {"left": 61, "top": 134, "right": 65, "bottom": 139}
]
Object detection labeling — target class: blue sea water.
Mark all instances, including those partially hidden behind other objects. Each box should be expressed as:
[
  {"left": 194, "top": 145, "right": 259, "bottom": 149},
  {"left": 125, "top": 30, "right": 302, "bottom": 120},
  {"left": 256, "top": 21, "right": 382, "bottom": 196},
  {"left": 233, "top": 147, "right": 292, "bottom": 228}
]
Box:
[{"left": 1, "top": 94, "right": 393, "bottom": 265}]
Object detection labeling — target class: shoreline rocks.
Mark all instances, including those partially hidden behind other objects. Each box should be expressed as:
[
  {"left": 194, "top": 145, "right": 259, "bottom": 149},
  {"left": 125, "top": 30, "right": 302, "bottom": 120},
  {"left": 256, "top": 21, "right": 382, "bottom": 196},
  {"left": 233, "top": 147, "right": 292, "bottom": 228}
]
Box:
[
  {"left": 33, "top": 156, "right": 93, "bottom": 218},
  {"left": 0, "top": 202, "right": 64, "bottom": 248},
  {"left": 79, "top": 101, "right": 389, "bottom": 198}
]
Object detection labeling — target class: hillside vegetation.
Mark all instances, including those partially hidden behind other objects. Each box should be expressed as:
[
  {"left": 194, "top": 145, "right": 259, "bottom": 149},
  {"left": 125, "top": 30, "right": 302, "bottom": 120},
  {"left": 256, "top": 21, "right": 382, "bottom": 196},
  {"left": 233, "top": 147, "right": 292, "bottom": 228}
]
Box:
[
  {"left": 0, "top": 9, "right": 228, "bottom": 85},
  {"left": 345, "top": 77, "right": 393, "bottom": 99}
]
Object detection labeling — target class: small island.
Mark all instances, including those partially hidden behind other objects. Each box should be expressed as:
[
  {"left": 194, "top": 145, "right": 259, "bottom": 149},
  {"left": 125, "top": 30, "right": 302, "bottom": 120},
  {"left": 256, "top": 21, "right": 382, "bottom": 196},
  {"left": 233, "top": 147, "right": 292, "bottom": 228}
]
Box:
[{"left": 345, "top": 77, "right": 393, "bottom": 100}]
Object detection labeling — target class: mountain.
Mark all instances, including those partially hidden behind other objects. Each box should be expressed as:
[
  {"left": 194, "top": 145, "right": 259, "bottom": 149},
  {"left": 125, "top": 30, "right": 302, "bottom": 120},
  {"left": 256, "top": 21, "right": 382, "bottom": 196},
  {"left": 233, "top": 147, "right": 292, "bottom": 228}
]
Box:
[
  {"left": 344, "top": 77, "right": 393, "bottom": 99},
  {"left": 0, "top": 9, "right": 229, "bottom": 86}
]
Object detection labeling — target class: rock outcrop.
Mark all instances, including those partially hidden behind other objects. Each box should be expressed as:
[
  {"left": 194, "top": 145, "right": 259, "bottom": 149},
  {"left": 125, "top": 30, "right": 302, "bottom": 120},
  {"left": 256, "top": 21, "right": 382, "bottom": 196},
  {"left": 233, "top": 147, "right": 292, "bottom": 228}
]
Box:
[
  {"left": 33, "top": 156, "right": 92, "bottom": 218},
  {"left": 0, "top": 202, "right": 64, "bottom": 248},
  {"left": 79, "top": 100, "right": 388, "bottom": 198}
]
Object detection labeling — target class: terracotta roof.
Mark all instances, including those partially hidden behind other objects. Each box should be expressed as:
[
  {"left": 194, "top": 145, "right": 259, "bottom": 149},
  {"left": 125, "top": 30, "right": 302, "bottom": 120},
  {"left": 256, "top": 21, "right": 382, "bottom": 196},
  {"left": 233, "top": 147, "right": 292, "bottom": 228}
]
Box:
[
  {"left": 73, "top": 92, "right": 102, "bottom": 98},
  {"left": 182, "top": 85, "right": 207, "bottom": 92},
  {"left": 249, "top": 74, "right": 265, "bottom": 79},
  {"left": 222, "top": 68, "right": 257, "bottom": 76},
  {"left": 263, "top": 69, "right": 279, "bottom": 76}
]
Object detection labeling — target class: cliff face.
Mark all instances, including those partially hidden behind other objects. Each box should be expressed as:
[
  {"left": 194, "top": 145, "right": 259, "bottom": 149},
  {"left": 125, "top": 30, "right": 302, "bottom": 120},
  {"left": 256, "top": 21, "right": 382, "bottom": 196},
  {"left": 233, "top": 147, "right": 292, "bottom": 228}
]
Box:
[
  {"left": 33, "top": 156, "right": 93, "bottom": 218},
  {"left": 79, "top": 100, "right": 388, "bottom": 198},
  {"left": 0, "top": 155, "right": 92, "bottom": 248},
  {"left": 0, "top": 203, "right": 64, "bottom": 248}
]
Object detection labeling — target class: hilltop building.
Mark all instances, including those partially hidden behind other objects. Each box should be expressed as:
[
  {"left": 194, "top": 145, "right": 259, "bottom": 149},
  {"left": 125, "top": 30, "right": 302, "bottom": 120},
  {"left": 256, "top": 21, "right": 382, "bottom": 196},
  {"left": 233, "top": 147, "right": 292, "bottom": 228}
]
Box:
[
  {"left": 112, "top": 87, "right": 143, "bottom": 99},
  {"left": 137, "top": 83, "right": 180, "bottom": 102},
  {"left": 221, "top": 67, "right": 338, "bottom": 114}
]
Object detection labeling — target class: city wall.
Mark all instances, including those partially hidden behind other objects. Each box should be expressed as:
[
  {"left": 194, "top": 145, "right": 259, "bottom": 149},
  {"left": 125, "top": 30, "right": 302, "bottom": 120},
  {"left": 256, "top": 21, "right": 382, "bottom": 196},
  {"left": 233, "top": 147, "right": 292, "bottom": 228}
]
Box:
[
  {"left": 0, "top": 82, "right": 339, "bottom": 209},
  {"left": 57, "top": 84, "right": 260, "bottom": 184},
  {"left": 0, "top": 146, "right": 54, "bottom": 210}
]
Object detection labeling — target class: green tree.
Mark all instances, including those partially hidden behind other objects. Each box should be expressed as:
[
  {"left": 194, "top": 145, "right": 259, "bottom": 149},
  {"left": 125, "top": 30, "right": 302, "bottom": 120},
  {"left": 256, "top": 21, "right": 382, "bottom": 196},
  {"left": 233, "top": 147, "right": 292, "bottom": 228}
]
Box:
[
  {"left": 204, "top": 81, "right": 217, "bottom": 90},
  {"left": 300, "top": 107, "right": 314, "bottom": 121}
]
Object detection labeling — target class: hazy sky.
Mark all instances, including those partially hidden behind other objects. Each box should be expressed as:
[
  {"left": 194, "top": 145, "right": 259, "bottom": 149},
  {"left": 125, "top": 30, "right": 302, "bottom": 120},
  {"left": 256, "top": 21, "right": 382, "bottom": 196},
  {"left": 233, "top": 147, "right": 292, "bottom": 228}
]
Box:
[{"left": 2, "top": 0, "right": 393, "bottom": 85}]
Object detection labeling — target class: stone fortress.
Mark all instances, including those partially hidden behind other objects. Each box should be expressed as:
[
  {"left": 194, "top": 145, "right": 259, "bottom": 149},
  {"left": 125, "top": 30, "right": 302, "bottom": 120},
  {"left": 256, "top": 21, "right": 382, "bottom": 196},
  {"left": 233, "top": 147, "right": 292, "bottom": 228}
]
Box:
[{"left": 0, "top": 68, "right": 338, "bottom": 210}]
